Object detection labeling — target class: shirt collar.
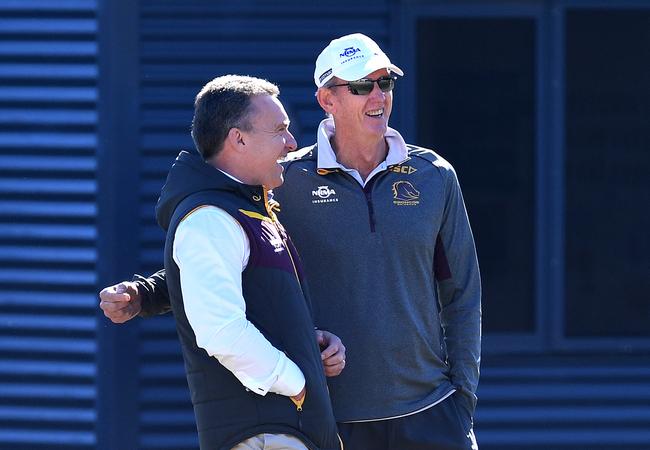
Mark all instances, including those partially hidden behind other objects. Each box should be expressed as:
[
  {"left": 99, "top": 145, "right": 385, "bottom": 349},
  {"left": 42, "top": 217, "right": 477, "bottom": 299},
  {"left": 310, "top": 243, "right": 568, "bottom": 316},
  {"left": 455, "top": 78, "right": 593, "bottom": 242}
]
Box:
[
  {"left": 215, "top": 168, "right": 270, "bottom": 205},
  {"left": 316, "top": 117, "right": 409, "bottom": 170},
  {"left": 217, "top": 168, "right": 244, "bottom": 184}
]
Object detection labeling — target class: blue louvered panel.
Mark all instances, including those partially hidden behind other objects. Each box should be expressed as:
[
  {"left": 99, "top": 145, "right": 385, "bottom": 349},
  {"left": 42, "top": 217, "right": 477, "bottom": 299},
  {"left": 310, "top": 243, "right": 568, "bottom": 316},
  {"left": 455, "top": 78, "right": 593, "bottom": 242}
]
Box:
[
  {"left": 475, "top": 357, "right": 650, "bottom": 450},
  {"left": 139, "top": 316, "right": 197, "bottom": 450},
  {"left": 0, "top": 0, "right": 97, "bottom": 449},
  {"left": 137, "top": 1, "right": 390, "bottom": 448}
]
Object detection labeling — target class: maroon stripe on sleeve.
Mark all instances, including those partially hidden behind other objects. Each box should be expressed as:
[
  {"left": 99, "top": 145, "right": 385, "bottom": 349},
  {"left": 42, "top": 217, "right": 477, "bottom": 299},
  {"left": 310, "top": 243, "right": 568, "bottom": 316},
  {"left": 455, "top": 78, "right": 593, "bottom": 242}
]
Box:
[{"left": 434, "top": 235, "right": 452, "bottom": 281}]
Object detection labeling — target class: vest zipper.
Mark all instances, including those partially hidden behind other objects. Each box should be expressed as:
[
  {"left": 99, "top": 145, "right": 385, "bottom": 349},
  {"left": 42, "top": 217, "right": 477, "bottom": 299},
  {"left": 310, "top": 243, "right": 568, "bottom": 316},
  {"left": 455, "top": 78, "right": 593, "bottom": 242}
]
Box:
[
  {"left": 262, "top": 187, "right": 301, "bottom": 281},
  {"left": 265, "top": 186, "right": 305, "bottom": 431},
  {"left": 264, "top": 187, "right": 305, "bottom": 288},
  {"left": 286, "top": 248, "right": 304, "bottom": 293},
  {"left": 290, "top": 393, "right": 305, "bottom": 430},
  {"left": 262, "top": 186, "right": 278, "bottom": 221}
]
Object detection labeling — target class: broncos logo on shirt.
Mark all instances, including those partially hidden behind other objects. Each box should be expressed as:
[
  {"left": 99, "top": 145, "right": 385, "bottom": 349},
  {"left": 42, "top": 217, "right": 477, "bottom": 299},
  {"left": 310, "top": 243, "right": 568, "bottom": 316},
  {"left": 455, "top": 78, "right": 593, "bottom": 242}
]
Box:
[{"left": 392, "top": 180, "right": 420, "bottom": 202}]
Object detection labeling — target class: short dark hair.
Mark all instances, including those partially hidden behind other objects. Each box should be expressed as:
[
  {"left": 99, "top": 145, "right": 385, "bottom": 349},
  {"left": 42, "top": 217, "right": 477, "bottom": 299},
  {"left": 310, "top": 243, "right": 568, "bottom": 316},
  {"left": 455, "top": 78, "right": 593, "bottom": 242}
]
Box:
[{"left": 191, "top": 75, "right": 280, "bottom": 159}]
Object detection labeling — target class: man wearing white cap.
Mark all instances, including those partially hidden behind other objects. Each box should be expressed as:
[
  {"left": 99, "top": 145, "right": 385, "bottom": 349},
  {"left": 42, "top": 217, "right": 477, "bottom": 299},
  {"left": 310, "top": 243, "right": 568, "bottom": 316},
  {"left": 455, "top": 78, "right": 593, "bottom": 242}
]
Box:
[
  {"left": 279, "top": 32, "right": 481, "bottom": 450},
  {"left": 100, "top": 33, "right": 481, "bottom": 450}
]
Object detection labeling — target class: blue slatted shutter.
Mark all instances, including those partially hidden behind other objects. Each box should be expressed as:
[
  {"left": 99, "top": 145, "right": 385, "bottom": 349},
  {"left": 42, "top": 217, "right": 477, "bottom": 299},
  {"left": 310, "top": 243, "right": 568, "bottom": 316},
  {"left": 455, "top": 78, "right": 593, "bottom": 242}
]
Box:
[
  {"left": 476, "top": 358, "right": 650, "bottom": 449},
  {"left": 0, "top": 0, "right": 98, "bottom": 448}
]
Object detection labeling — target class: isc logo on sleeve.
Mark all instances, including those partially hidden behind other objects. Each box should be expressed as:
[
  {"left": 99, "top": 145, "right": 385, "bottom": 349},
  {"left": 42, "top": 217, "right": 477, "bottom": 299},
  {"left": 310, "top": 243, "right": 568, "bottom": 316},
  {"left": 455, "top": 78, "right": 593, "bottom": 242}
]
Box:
[{"left": 389, "top": 165, "right": 417, "bottom": 175}]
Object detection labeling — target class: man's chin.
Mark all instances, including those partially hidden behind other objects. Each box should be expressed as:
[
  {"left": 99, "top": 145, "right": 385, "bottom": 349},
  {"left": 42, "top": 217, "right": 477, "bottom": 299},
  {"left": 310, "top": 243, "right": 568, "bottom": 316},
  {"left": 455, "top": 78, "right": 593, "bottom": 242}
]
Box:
[{"left": 361, "top": 121, "right": 388, "bottom": 138}]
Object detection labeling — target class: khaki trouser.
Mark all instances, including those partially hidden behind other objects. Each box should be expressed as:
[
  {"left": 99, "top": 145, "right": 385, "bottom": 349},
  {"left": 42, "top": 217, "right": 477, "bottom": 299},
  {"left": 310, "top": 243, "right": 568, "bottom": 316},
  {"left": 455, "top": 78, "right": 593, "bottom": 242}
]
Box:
[{"left": 231, "top": 433, "right": 308, "bottom": 450}]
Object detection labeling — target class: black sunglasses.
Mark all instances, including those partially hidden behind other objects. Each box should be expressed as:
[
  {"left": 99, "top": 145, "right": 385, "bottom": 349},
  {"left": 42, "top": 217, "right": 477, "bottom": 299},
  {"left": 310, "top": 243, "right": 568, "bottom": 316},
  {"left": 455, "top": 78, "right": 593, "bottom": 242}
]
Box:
[{"left": 329, "top": 76, "right": 397, "bottom": 96}]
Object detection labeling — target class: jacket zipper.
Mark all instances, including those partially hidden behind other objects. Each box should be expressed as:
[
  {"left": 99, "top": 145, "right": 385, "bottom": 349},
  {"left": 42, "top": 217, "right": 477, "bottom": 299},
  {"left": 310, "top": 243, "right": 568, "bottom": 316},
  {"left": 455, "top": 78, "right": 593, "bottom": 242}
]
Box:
[
  {"left": 362, "top": 173, "right": 386, "bottom": 233},
  {"left": 326, "top": 169, "right": 379, "bottom": 233},
  {"left": 363, "top": 184, "right": 376, "bottom": 233}
]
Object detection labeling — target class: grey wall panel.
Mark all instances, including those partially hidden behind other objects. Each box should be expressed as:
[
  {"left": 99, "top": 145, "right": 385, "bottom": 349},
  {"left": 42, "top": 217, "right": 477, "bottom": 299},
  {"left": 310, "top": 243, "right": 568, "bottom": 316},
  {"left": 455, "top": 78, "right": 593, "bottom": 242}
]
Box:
[{"left": 0, "top": 0, "right": 98, "bottom": 448}]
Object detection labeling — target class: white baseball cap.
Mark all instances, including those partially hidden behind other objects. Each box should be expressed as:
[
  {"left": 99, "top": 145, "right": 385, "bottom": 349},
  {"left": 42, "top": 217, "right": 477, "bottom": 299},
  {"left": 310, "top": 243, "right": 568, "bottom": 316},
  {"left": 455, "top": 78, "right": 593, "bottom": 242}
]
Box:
[{"left": 314, "top": 33, "right": 404, "bottom": 88}]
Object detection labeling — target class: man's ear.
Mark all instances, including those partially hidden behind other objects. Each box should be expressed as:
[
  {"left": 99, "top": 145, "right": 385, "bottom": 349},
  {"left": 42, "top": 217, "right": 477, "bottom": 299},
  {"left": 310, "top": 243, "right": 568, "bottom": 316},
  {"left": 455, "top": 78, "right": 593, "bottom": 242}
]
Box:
[
  {"left": 316, "top": 88, "right": 336, "bottom": 115},
  {"left": 226, "top": 127, "right": 245, "bottom": 150}
]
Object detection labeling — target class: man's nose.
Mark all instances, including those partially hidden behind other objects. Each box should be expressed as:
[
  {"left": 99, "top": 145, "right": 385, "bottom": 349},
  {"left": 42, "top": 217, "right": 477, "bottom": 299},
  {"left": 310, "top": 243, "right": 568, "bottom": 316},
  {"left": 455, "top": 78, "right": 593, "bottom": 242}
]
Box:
[{"left": 285, "top": 131, "right": 297, "bottom": 152}]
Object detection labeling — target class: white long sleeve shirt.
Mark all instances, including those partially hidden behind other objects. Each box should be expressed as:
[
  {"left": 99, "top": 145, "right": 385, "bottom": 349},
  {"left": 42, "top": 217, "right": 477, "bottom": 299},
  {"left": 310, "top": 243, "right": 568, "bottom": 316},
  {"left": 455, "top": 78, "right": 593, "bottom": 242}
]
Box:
[{"left": 172, "top": 205, "right": 305, "bottom": 397}]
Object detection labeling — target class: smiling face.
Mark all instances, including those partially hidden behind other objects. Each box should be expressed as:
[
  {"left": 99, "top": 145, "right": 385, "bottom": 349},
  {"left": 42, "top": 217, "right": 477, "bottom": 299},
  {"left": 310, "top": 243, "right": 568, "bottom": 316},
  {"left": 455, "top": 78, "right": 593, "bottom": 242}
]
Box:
[
  {"left": 325, "top": 68, "right": 394, "bottom": 142},
  {"left": 239, "top": 94, "right": 297, "bottom": 189}
]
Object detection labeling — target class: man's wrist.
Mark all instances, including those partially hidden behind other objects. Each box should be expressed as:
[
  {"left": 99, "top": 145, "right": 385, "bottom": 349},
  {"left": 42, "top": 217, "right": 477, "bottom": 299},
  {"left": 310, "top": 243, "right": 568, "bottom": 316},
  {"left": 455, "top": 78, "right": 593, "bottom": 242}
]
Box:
[
  {"left": 291, "top": 385, "right": 306, "bottom": 401},
  {"left": 131, "top": 274, "right": 155, "bottom": 317},
  {"left": 270, "top": 356, "right": 305, "bottom": 397}
]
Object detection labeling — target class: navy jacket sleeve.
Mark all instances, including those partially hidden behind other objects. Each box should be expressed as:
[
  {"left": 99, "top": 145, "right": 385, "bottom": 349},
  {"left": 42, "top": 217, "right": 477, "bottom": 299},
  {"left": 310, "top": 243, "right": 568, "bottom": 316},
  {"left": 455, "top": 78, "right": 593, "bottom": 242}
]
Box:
[{"left": 134, "top": 269, "right": 172, "bottom": 317}]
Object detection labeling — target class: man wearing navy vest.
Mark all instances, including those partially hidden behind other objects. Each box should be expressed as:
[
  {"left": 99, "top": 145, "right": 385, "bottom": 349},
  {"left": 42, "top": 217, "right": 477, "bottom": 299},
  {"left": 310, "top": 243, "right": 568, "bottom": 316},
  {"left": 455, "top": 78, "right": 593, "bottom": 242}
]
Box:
[
  {"left": 140, "top": 75, "right": 343, "bottom": 450},
  {"left": 101, "top": 34, "right": 481, "bottom": 450}
]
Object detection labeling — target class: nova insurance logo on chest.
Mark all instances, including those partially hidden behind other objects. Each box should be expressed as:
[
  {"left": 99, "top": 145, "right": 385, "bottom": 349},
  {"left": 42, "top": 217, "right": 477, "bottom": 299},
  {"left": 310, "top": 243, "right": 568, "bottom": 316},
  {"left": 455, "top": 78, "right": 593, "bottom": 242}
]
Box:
[{"left": 311, "top": 185, "right": 339, "bottom": 204}]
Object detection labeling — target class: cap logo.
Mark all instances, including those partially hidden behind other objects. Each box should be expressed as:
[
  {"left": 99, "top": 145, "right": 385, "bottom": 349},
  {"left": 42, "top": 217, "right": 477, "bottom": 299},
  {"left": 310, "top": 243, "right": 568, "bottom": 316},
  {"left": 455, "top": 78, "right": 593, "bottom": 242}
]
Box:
[
  {"left": 340, "top": 47, "right": 361, "bottom": 58},
  {"left": 319, "top": 68, "right": 333, "bottom": 83}
]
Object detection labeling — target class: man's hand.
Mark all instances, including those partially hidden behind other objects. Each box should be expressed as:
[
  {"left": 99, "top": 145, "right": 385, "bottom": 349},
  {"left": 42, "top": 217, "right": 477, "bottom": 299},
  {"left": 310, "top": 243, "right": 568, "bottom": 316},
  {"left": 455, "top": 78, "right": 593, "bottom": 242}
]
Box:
[
  {"left": 99, "top": 281, "right": 142, "bottom": 323},
  {"left": 316, "top": 330, "right": 346, "bottom": 377}
]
